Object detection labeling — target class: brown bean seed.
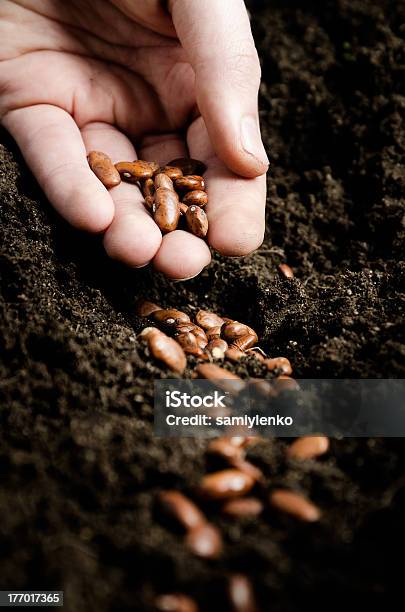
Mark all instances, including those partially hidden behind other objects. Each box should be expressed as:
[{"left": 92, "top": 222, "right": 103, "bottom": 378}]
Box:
[
  {"left": 195, "top": 310, "right": 224, "bottom": 330},
  {"left": 195, "top": 363, "right": 245, "bottom": 393},
  {"left": 222, "top": 497, "right": 263, "bottom": 518},
  {"left": 155, "top": 593, "right": 198, "bottom": 612},
  {"left": 179, "top": 203, "right": 188, "bottom": 215},
  {"left": 155, "top": 172, "right": 174, "bottom": 190},
  {"left": 162, "top": 166, "right": 184, "bottom": 180},
  {"left": 206, "top": 338, "right": 228, "bottom": 358},
  {"left": 136, "top": 300, "right": 161, "bottom": 317},
  {"left": 115, "top": 160, "right": 155, "bottom": 181},
  {"left": 158, "top": 490, "right": 206, "bottom": 531},
  {"left": 230, "top": 458, "right": 264, "bottom": 483},
  {"left": 144, "top": 195, "right": 154, "bottom": 211},
  {"left": 153, "top": 309, "right": 190, "bottom": 327},
  {"left": 279, "top": 263, "right": 294, "bottom": 278},
  {"left": 265, "top": 357, "right": 292, "bottom": 376},
  {"left": 182, "top": 190, "right": 208, "bottom": 207},
  {"left": 225, "top": 347, "right": 245, "bottom": 363},
  {"left": 87, "top": 151, "right": 121, "bottom": 188},
  {"left": 222, "top": 322, "right": 256, "bottom": 342},
  {"left": 175, "top": 175, "right": 205, "bottom": 192},
  {"left": 140, "top": 327, "right": 186, "bottom": 374},
  {"left": 142, "top": 177, "right": 155, "bottom": 198},
  {"left": 185, "top": 206, "right": 208, "bottom": 238},
  {"left": 176, "top": 332, "right": 203, "bottom": 356},
  {"left": 206, "top": 326, "right": 222, "bottom": 341},
  {"left": 227, "top": 575, "right": 257, "bottom": 612},
  {"left": 185, "top": 522, "right": 222, "bottom": 559},
  {"left": 287, "top": 436, "right": 330, "bottom": 460},
  {"left": 270, "top": 489, "right": 321, "bottom": 522},
  {"left": 198, "top": 469, "right": 255, "bottom": 500},
  {"left": 167, "top": 158, "right": 207, "bottom": 176},
  {"left": 231, "top": 333, "right": 258, "bottom": 351},
  {"left": 154, "top": 187, "right": 180, "bottom": 232}
]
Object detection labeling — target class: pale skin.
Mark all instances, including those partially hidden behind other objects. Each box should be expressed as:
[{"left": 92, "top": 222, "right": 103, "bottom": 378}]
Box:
[{"left": 0, "top": 0, "right": 268, "bottom": 280}]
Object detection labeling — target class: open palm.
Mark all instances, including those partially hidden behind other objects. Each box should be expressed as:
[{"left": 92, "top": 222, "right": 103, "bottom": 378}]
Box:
[{"left": 0, "top": 0, "right": 268, "bottom": 279}]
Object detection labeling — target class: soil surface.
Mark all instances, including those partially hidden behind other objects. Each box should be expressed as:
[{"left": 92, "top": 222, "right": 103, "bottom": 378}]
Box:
[{"left": 0, "top": 1, "right": 404, "bottom": 610}]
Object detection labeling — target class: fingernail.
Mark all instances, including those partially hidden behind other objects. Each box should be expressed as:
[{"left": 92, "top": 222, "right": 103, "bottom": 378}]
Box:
[
  {"left": 240, "top": 115, "right": 269, "bottom": 167},
  {"left": 171, "top": 273, "right": 200, "bottom": 283}
]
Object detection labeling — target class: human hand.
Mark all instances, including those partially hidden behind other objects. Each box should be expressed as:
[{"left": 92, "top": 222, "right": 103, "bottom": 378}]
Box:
[{"left": 0, "top": 0, "right": 268, "bottom": 280}]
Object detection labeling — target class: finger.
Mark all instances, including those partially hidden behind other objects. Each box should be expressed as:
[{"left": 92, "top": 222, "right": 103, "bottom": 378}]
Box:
[
  {"left": 2, "top": 105, "right": 114, "bottom": 233},
  {"left": 188, "top": 116, "right": 266, "bottom": 256},
  {"left": 153, "top": 230, "right": 211, "bottom": 280},
  {"left": 169, "top": 0, "right": 268, "bottom": 178},
  {"left": 138, "top": 133, "right": 212, "bottom": 279},
  {"left": 81, "top": 122, "right": 162, "bottom": 267}
]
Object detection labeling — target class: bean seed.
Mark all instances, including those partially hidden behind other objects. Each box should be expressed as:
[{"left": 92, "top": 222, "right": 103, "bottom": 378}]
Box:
[
  {"left": 273, "top": 376, "right": 299, "bottom": 392},
  {"left": 140, "top": 327, "right": 186, "bottom": 374},
  {"left": 182, "top": 190, "right": 208, "bottom": 207},
  {"left": 179, "top": 203, "right": 188, "bottom": 215},
  {"left": 185, "top": 522, "right": 223, "bottom": 559},
  {"left": 221, "top": 497, "right": 263, "bottom": 518},
  {"left": 278, "top": 263, "right": 294, "bottom": 278},
  {"left": 207, "top": 437, "right": 244, "bottom": 462},
  {"left": 222, "top": 322, "right": 256, "bottom": 342},
  {"left": 176, "top": 332, "right": 203, "bottom": 356},
  {"left": 195, "top": 310, "right": 224, "bottom": 330},
  {"left": 154, "top": 187, "right": 180, "bottom": 232},
  {"left": 225, "top": 347, "right": 245, "bottom": 363},
  {"left": 245, "top": 349, "right": 265, "bottom": 362},
  {"left": 115, "top": 160, "right": 156, "bottom": 181},
  {"left": 175, "top": 175, "right": 205, "bottom": 192},
  {"left": 162, "top": 166, "right": 184, "bottom": 180},
  {"left": 206, "top": 325, "right": 222, "bottom": 340},
  {"left": 287, "top": 436, "right": 330, "bottom": 460},
  {"left": 230, "top": 458, "right": 264, "bottom": 483},
  {"left": 185, "top": 206, "right": 208, "bottom": 238},
  {"left": 206, "top": 338, "right": 228, "bottom": 358},
  {"left": 158, "top": 490, "right": 206, "bottom": 531},
  {"left": 153, "top": 309, "right": 190, "bottom": 327},
  {"left": 142, "top": 177, "right": 155, "bottom": 198},
  {"left": 136, "top": 300, "right": 161, "bottom": 317},
  {"left": 265, "top": 357, "right": 292, "bottom": 376},
  {"left": 145, "top": 195, "right": 154, "bottom": 211},
  {"left": 155, "top": 172, "right": 174, "bottom": 190},
  {"left": 155, "top": 593, "right": 198, "bottom": 612},
  {"left": 167, "top": 158, "right": 207, "bottom": 176},
  {"left": 195, "top": 363, "right": 245, "bottom": 393},
  {"left": 198, "top": 469, "right": 255, "bottom": 500},
  {"left": 227, "top": 575, "right": 257, "bottom": 612},
  {"left": 269, "top": 489, "right": 321, "bottom": 522},
  {"left": 87, "top": 151, "right": 121, "bottom": 188},
  {"left": 231, "top": 333, "right": 258, "bottom": 351}
]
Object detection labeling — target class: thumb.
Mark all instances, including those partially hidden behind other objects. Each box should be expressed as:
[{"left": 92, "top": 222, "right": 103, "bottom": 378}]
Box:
[{"left": 169, "top": 0, "right": 269, "bottom": 178}]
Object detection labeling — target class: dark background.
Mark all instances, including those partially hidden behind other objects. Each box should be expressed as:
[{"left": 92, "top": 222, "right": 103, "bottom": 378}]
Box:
[{"left": 0, "top": 0, "right": 404, "bottom": 610}]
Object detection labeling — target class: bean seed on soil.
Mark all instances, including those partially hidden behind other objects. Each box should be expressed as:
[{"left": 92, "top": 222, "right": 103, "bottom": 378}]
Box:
[
  {"left": 198, "top": 469, "right": 255, "bottom": 500},
  {"left": 224, "top": 347, "right": 245, "bottom": 363},
  {"left": 140, "top": 327, "right": 186, "bottom": 374},
  {"left": 136, "top": 300, "right": 162, "bottom": 317},
  {"left": 279, "top": 263, "right": 294, "bottom": 278},
  {"left": 287, "top": 436, "right": 330, "bottom": 460},
  {"left": 182, "top": 190, "right": 208, "bottom": 207},
  {"left": 158, "top": 490, "right": 206, "bottom": 531},
  {"left": 265, "top": 357, "right": 292, "bottom": 375},
  {"left": 167, "top": 157, "right": 207, "bottom": 176},
  {"left": 207, "top": 438, "right": 244, "bottom": 462},
  {"left": 206, "top": 338, "right": 228, "bottom": 358},
  {"left": 222, "top": 322, "right": 256, "bottom": 342},
  {"left": 231, "top": 333, "right": 258, "bottom": 351},
  {"left": 195, "top": 363, "right": 245, "bottom": 393},
  {"left": 185, "top": 522, "right": 223, "bottom": 559},
  {"left": 195, "top": 310, "right": 224, "bottom": 330},
  {"left": 221, "top": 497, "right": 263, "bottom": 518},
  {"left": 227, "top": 575, "right": 258, "bottom": 612},
  {"left": 154, "top": 593, "right": 199, "bottom": 612},
  {"left": 176, "top": 332, "right": 203, "bottom": 356},
  {"left": 185, "top": 206, "right": 209, "bottom": 238},
  {"left": 87, "top": 151, "right": 121, "bottom": 189},
  {"left": 270, "top": 489, "right": 321, "bottom": 522},
  {"left": 152, "top": 309, "right": 190, "bottom": 327}
]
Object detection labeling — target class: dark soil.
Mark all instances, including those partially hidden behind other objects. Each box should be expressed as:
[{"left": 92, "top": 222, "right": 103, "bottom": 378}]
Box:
[{"left": 0, "top": 1, "right": 404, "bottom": 610}]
